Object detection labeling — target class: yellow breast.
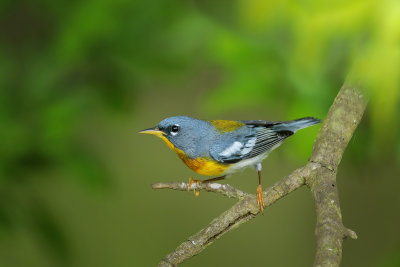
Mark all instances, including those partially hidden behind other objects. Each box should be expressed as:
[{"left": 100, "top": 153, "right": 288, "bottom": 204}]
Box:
[
  {"left": 180, "top": 157, "right": 230, "bottom": 176},
  {"left": 159, "top": 135, "right": 230, "bottom": 176}
]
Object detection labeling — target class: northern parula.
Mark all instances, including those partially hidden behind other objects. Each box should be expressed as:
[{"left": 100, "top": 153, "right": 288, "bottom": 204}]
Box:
[{"left": 139, "top": 116, "right": 320, "bottom": 211}]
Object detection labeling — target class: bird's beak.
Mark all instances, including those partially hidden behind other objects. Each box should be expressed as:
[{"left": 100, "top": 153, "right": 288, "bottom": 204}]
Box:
[{"left": 138, "top": 127, "right": 166, "bottom": 137}]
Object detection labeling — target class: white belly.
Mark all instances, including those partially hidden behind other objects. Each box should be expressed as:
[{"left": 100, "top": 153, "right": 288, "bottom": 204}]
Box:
[
  {"left": 223, "top": 142, "right": 282, "bottom": 174},
  {"left": 224, "top": 151, "right": 269, "bottom": 174}
]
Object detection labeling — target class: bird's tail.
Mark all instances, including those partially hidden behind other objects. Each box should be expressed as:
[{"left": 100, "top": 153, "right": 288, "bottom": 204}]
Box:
[{"left": 270, "top": 117, "right": 321, "bottom": 133}]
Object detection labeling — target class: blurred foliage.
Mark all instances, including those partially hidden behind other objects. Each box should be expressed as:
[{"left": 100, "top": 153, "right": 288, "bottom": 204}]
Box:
[
  {"left": 0, "top": 0, "right": 399, "bottom": 266},
  {"left": 200, "top": 0, "right": 399, "bottom": 155}
]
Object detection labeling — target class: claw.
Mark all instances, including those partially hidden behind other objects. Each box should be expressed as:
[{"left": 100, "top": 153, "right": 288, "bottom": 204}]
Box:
[
  {"left": 188, "top": 177, "right": 201, "bottom": 197},
  {"left": 187, "top": 177, "right": 194, "bottom": 192},
  {"left": 256, "top": 185, "right": 266, "bottom": 213}
]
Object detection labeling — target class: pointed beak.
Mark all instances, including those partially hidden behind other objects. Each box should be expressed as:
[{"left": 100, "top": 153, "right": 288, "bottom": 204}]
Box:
[{"left": 138, "top": 127, "right": 166, "bottom": 137}]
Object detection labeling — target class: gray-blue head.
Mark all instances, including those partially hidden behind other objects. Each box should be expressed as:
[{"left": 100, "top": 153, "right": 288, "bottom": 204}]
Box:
[{"left": 139, "top": 116, "right": 213, "bottom": 157}]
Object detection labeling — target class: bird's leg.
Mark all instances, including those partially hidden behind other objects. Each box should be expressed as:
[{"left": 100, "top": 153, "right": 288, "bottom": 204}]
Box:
[
  {"left": 187, "top": 176, "right": 226, "bottom": 197},
  {"left": 256, "top": 163, "right": 266, "bottom": 212}
]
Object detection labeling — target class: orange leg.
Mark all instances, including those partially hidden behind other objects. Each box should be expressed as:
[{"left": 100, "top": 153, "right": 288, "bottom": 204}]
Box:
[
  {"left": 256, "top": 170, "right": 266, "bottom": 212},
  {"left": 187, "top": 176, "right": 226, "bottom": 197}
]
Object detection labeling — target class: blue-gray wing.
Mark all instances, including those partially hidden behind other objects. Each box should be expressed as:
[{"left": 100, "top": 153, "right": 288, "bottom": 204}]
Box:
[{"left": 210, "top": 126, "right": 293, "bottom": 163}]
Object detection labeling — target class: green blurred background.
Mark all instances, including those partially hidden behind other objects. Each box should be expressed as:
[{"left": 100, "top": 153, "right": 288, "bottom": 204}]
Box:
[{"left": 0, "top": 0, "right": 399, "bottom": 266}]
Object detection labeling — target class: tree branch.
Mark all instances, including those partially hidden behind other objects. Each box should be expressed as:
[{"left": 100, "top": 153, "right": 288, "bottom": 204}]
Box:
[
  {"left": 156, "top": 167, "right": 306, "bottom": 267},
  {"left": 152, "top": 82, "right": 367, "bottom": 267},
  {"left": 306, "top": 84, "right": 367, "bottom": 266}
]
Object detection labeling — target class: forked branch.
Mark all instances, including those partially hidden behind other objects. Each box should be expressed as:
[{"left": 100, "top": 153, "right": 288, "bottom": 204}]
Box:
[{"left": 152, "top": 83, "right": 367, "bottom": 267}]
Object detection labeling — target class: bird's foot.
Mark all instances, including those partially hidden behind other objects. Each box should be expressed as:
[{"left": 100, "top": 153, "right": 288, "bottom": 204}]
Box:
[
  {"left": 256, "top": 185, "right": 266, "bottom": 213},
  {"left": 188, "top": 177, "right": 201, "bottom": 197}
]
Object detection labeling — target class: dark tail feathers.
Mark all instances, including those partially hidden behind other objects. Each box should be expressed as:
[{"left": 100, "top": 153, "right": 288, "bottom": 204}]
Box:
[{"left": 270, "top": 117, "right": 321, "bottom": 133}]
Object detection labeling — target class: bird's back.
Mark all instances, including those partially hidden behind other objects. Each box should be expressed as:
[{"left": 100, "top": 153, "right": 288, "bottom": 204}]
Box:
[{"left": 208, "top": 117, "right": 320, "bottom": 171}]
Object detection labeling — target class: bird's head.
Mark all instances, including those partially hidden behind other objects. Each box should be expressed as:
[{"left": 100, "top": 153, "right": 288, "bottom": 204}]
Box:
[{"left": 139, "top": 116, "right": 212, "bottom": 157}]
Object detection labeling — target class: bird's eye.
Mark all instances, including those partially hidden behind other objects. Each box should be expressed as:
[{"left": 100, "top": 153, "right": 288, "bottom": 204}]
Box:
[{"left": 170, "top": 124, "right": 180, "bottom": 135}]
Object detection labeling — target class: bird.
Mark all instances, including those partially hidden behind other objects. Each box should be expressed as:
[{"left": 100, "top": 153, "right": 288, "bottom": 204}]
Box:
[{"left": 139, "top": 116, "right": 320, "bottom": 211}]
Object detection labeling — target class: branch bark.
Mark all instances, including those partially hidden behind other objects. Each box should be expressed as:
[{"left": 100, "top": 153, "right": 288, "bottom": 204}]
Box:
[
  {"left": 152, "top": 82, "right": 367, "bottom": 267},
  {"left": 307, "top": 84, "right": 366, "bottom": 266}
]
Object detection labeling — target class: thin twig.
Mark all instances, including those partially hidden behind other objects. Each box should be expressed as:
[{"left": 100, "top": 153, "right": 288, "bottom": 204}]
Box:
[{"left": 152, "top": 182, "right": 248, "bottom": 200}]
